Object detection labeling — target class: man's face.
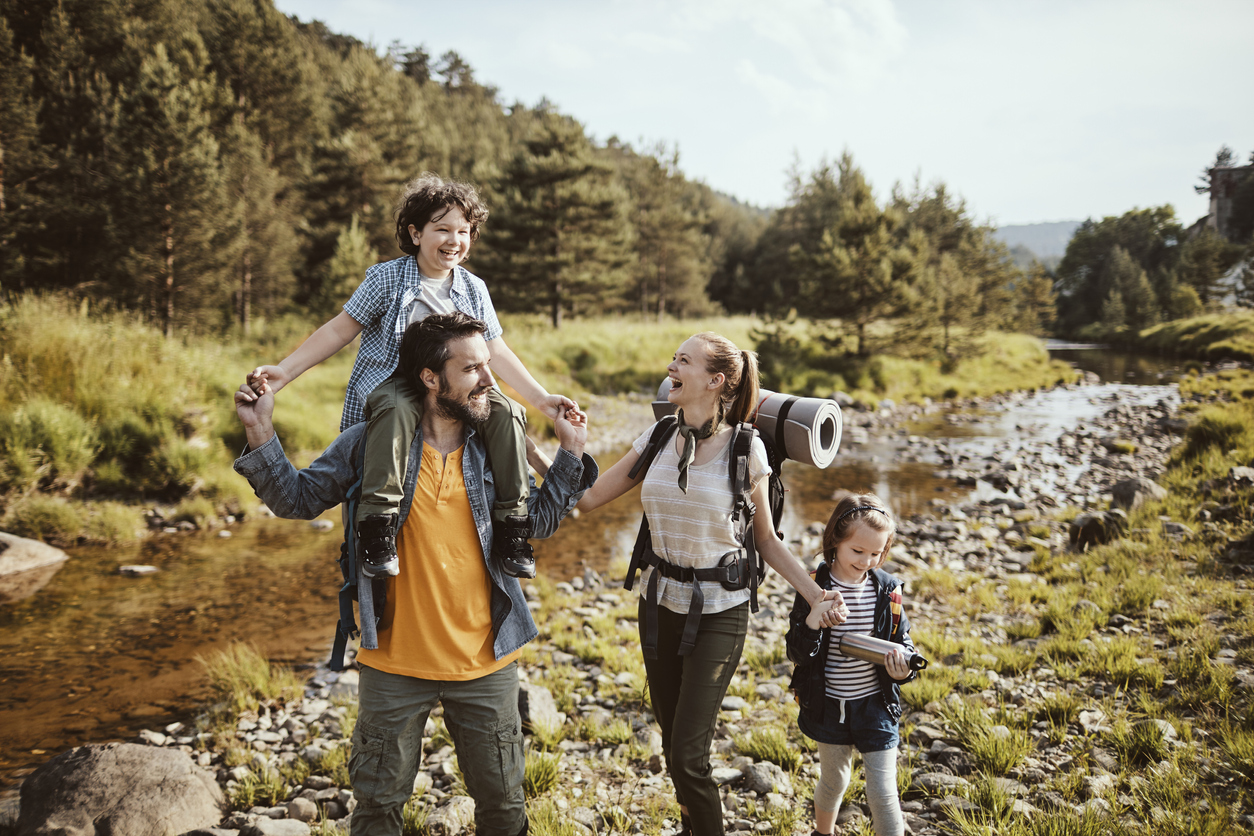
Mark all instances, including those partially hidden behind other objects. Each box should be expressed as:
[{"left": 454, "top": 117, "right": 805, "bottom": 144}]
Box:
[{"left": 430, "top": 334, "right": 493, "bottom": 424}]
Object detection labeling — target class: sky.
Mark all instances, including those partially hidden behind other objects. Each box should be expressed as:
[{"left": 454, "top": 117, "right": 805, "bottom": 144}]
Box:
[{"left": 273, "top": 0, "right": 1254, "bottom": 227}]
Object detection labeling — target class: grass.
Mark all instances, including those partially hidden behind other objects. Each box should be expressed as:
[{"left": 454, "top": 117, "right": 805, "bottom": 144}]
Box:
[
  {"left": 734, "top": 725, "right": 801, "bottom": 771},
  {"left": 229, "top": 768, "right": 287, "bottom": 809},
  {"left": 197, "top": 642, "right": 305, "bottom": 717},
  {"left": 523, "top": 750, "right": 561, "bottom": 798},
  {"left": 1136, "top": 311, "right": 1254, "bottom": 362},
  {"left": 941, "top": 698, "right": 1034, "bottom": 774},
  {"left": 528, "top": 799, "right": 582, "bottom": 836}
]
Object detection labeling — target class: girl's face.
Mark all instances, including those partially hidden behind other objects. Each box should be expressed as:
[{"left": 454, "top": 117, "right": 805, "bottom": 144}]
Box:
[
  {"left": 829, "top": 521, "right": 891, "bottom": 584},
  {"left": 409, "top": 205, "right": 472, "bottom": 278}
]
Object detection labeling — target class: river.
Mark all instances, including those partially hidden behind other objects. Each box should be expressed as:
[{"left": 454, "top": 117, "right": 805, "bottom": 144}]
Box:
[{"left": 0, "top": 346, "right": 1186, "bottom": 792}]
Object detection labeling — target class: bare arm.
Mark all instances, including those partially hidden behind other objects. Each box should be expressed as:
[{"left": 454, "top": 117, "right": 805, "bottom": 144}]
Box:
[
  {"left": 526, "top": 435, "right": 553, "bottom": 479},
  {"left": 246, "top": 311, "right": 365, "bottom": 395},
  {"left": 487, "top": 337, "right": 574, "bottom": 420},
  {"left": 752, "top": 478, "right": 845, "bottom": 619},
  {"left": 575, "top": 446, "right": 645, "bottom": 512}
]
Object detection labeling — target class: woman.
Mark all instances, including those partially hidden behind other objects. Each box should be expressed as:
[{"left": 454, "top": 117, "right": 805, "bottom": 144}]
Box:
[{"left": 577, "top": 332, "right": 845, "bottom": 836}]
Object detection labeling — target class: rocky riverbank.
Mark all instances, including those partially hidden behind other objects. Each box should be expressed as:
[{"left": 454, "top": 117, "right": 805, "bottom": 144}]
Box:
[{"left": 9, "top": 377, "right": 1254, "bottom": 836}]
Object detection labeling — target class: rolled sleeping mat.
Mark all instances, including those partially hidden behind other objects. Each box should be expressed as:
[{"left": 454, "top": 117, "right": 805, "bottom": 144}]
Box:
[
  {"left": 651, "top": 379, "right": 843, "bottom": 468},
  {"left": 836, "top": 632, "right": 929, "bottom": 671}
]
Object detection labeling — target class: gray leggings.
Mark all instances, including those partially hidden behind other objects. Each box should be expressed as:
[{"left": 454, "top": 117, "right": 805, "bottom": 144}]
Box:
[{"left": 814, "top": 744, "right": 903, "bottom": 836}]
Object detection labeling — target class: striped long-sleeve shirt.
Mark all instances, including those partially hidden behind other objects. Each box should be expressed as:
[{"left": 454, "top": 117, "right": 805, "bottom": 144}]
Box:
[{"left": 824, "top": 575, "right": 881, "bottom": 700}]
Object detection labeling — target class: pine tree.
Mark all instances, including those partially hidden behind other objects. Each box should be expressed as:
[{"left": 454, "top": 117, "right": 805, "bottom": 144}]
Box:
[
  {"left": 317, "top": 214, "right": 375, "bottom": 318},
  {"left": 112, "top": 43, "right": 232, "bottom": 336},
  {"left": 222, "top": 122, "right": 298, "bottom": 333},
  {"left": 0, "top": 14, "right": 41, "bottom": 287},
  {"left": 487, "top": 109, "right": 633, "bottom": 327},
  {"left": 618, "top": 143, "right": 713, "bottom": 319},
  {"left": 788, "top": 153, "right": 908, "bottom": 356}
]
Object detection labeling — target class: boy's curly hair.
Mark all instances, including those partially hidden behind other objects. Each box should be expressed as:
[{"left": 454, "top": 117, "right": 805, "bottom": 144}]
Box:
[
  {"left": 822, "top": 490, "right": 896, "bottom": 567},
  {"left": 395, "top": 173, "right": 490, "bottom": 254}
]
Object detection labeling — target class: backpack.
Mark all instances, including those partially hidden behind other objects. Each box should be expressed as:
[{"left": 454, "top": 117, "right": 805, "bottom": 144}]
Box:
[
  {"left": 622, "top": 415, "right": 787, "bottom": 657},
  {"left": 329, "top": 431, "right": 386, "bottom": 672}
]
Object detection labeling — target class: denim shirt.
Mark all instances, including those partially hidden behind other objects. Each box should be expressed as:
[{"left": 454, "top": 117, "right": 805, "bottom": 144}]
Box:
[{"left": 233, "top": 422, "right": 598, "bottom": 660}]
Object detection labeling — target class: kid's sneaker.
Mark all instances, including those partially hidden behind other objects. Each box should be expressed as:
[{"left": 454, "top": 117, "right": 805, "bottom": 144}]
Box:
[{"left": 358, "top": 513, "right": 399, "bottom": 578}]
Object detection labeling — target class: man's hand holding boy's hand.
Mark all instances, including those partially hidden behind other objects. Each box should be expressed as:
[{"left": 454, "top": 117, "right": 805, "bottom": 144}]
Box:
[
  {"left": 554, "top": 405, "right": 587, "bottom": 457},
  {"left": 243, "top": 364, "right": 291, "bottom": 400},
  {"left": 537, "top": 393, "right": 577, "bottom": 421},
  {"left": 234, "top": 382, "right": 276, "bottom": 448}
]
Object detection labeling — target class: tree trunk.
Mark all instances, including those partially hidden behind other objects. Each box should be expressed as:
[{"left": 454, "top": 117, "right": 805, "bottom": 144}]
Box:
[
  {"left": 656, "top": 248, "right": 667, "bottom": 323},
  {"left": 551, "top": 278, "right": 562, "bottom": 329},
  {"left": 0, "top": 142, "right": 6, "bottom": 214},
  {"left": 239, "top": 164, "right": 252, "bottom": 336},
  {"left": 162, "top": 201, "right": 175, "bottom": 338}
]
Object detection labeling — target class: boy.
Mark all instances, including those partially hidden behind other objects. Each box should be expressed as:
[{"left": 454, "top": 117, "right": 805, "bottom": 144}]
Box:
[{"left": 246, "top": 174, "right": 573, "bottom": 580}]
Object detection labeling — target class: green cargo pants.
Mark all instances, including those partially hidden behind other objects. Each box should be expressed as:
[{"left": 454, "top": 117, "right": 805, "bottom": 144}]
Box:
[
  {"left": 349, "top": 663, "right": 526, "bottom": 836},
  {"left": 358, "top": 377, "right": 529, "bottom": 523}
]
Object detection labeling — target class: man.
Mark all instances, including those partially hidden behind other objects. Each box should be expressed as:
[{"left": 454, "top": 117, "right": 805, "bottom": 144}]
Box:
[{"left": 233, "top": 311, "right": 595, "bottom": 836}]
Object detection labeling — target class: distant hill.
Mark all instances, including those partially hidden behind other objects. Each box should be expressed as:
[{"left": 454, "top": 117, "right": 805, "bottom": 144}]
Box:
[{"left": 993, "top": 221, "right": 1082, "bottom": 261}]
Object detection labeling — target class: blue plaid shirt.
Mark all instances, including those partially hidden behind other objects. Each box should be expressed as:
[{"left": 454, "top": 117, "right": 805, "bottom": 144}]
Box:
[{"left": 340, "top": 256, "right": 503, "bottom": 430}]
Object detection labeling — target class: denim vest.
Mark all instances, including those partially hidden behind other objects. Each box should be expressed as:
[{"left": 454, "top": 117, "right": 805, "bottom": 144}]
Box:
[{"left": 234, "top": 422, "right": 597, "bottom": 661}]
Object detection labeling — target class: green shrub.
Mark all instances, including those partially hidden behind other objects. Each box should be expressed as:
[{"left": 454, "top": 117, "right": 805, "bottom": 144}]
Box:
[
  {"left": 198, "top": 642, "right": 304, "bottom": 716},
  {"left": 83, "top": 501, "right": 146, "bottom": 544},
  {"left": 1109, "top": 720, "right": 1170, "bottom": 767},
  {"left": 735, "top": 725, "right": 800, "bottom": 771},
  {"left": 523, "top": 751, "right": 560, "bottom": 798},
  {"left": 0, "top": 397, "right": 99, "bottom": 491},
  {"left": 1, "top": 494, "right": 84, "bottom": 544},
  {"left": 229, "top": 769, "right": 287, "bottom": 809},
  {"left": 1182, "top": 406, "right": 1252, "bottom": 459}
]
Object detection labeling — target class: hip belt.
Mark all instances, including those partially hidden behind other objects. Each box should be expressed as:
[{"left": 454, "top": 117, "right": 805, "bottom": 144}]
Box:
[{"left": 635, "top": 544, "right": 751, "bottom": 659}]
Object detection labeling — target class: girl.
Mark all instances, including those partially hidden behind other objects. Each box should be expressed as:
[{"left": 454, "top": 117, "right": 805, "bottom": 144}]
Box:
[
  {"left": 785, "top": 492, "right": 919, "bottom": 836},
  {"left": 577, "top": 332, "right": 846, "bottom": 836}
]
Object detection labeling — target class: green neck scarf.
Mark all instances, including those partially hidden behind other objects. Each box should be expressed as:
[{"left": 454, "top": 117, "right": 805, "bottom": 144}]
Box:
[{"left": 675, "top": 409, "right": 718, "bottom": 494}]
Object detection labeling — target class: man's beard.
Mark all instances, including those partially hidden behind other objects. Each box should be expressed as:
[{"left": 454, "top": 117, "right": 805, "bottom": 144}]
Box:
[{"left": 435, "top": 375, "right": 491, "bottom": 424}]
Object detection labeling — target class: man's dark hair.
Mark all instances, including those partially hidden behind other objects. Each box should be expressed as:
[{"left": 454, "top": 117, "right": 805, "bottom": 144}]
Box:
[
  {"left": 398, "top": 311, "right": 488, "bottom": 392},
  {"left": 395, "top": 173, "right": 490, "bottom": 254}
]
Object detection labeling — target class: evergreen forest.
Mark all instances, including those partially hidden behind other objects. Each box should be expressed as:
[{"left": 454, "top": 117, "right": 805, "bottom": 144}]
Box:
[{"left": 0, "top": 0, "right": 1083, "bottom": 347}]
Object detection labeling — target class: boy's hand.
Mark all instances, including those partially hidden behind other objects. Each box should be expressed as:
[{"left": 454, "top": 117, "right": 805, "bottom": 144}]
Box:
[
  {"left": 246, "top": 364, "right": 291, "bottom": 397},
  {"left": 885, "top": 648, "right": 911, "bottom": 681},
  {"left": 537, "top": 393, "right": 577, "bottom": 421}
]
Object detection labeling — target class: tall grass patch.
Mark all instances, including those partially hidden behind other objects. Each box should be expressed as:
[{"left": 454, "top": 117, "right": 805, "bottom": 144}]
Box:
[{"left": 198, "top": 642, "right": 305, "bottom": 716}]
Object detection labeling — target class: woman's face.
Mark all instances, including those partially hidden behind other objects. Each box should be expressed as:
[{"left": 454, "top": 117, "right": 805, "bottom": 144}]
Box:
[{"left": 666, "top": 337, "right": 719, "bottom": 408}]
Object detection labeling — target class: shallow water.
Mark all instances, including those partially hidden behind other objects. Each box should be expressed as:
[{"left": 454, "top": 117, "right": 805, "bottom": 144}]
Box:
[{"left": 0, "top": 348, "right": 1182, "bottom": 790}]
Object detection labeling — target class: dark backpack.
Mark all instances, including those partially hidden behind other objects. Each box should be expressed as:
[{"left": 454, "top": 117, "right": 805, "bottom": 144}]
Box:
[
  {"left": 622, "top": 415, "right": 787, "bottom": 656},
  {"left": 329, "top": 431, "right": 386, "bottom": 672}
]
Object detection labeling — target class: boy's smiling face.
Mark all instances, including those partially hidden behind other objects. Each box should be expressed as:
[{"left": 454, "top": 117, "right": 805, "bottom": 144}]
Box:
[{"left": 409, "top": 205, "right": 472, "bottom": 279}]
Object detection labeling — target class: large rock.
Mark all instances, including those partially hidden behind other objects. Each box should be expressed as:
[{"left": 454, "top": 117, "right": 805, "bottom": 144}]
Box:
[
  {"left": 1068, "top": 510, "right": 1127, "bottom": 551},
  {"left": 0, "top": 532, "right": 69, "bottom": 605},
  {"left": 17, "top": 743, "right": 224, "bottom": 836},
  {"left": 517, "top": 683, "right": 563, "bottom": 736},
  {"left": 1110, "top": 477, "right": 1167, "bottom": 512},
  {"left": 425, "top": 797, "right": 475, "bottom": 836}
]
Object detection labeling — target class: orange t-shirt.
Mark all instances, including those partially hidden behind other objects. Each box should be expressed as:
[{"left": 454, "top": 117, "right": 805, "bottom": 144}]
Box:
[{"left": 357, "top": 443, "right": 520, "bottom": 680}]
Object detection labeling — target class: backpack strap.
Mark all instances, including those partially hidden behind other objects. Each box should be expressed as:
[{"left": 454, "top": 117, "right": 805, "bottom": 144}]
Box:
[
  {"left": 623, "top": 416, "right": 680, "bottom": 594},
  {"left": 729, "top": 422, "right": 762, "bottom": 613},
  {"left": 330, "top": 429, "right": 370, "bottom": 672}
]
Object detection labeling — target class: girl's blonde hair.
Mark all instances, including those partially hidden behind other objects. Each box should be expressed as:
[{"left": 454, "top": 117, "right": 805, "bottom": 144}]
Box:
[
  {"left": 823, "top": 490, "right": 896, "bottom": 568},
  {"left": 690, "top": 331, "right": 760, "bottom": 426}
]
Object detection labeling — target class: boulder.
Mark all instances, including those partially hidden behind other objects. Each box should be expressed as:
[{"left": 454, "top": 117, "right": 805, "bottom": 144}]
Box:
[
  {"left": 1068, "top": 510, "right": 1127, "bottom": 551},
  {"left": 1110, "top": 477, "right": 1167, "bottom": 512},
  {"left": 0, "top": 532, "right": 69, "bottom": 605},
  {"left": 517, "top": 683, "right": 563, "bottom": 736},
  {"left": 741, "top": 762, "right": 792, "bottom": 797},
  {"left": 425, "top": 797, "right": 475, "bottom": 836},
  {"left": 240, "top": 822, "right": 310, "bottom": 836},
  {"left": 17, "top": 743, "right": 224, "bottom": 836}
]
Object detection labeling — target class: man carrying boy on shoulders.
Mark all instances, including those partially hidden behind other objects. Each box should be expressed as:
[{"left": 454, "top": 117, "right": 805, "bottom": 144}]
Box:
[{"left": 233, "top": 311, "right": 596, "bottom": 836}]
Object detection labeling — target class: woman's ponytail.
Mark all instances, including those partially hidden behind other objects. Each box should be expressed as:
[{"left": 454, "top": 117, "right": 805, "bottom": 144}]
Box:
[{"left": 692, "top": 333, "right": 759, "bottom": 426}]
